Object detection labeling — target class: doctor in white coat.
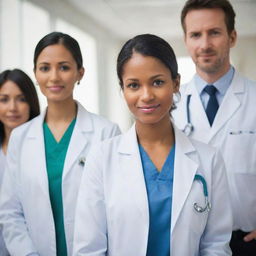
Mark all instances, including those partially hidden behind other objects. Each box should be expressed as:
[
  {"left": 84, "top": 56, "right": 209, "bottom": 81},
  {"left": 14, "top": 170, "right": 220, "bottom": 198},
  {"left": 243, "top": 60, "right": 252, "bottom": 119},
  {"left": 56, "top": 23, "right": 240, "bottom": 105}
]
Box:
[
  {"left": 0, "top": 32, "right": 120, "bottom": 256},
  {"left": 173, "top": 0, "right": 256, "bottom": 256},
  {"left": 173, "top": 1, "right": 256, "bottom": 255},
  {"left": 0, "top": 69, "right": 40, "bottom": 256},
  {"left": 73, "top": 34, "right": 232, "bottom": 256}
]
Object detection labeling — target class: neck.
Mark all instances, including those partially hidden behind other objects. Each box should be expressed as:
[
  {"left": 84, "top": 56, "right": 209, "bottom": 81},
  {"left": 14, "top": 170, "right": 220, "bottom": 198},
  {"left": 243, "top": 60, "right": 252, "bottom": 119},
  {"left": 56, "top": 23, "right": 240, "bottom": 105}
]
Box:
[
  {"left": 135, "top": 116, "right": 174, "bottom": 147},
  {"left": 197, "top": 63, "right": 231, "bottom": 84},
  {"left": 45, "top": 99, "right": 77, "bottom": 124}
]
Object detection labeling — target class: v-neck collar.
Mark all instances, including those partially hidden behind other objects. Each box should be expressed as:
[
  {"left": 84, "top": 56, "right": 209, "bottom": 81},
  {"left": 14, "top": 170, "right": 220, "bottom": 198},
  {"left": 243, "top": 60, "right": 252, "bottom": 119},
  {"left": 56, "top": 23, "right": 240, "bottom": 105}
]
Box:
[
  {"left": 43, "top": 118, "right": 76, "bottom": 146},
  {"left": 139, "top": 144, "right": 175, "bottom": 181}
]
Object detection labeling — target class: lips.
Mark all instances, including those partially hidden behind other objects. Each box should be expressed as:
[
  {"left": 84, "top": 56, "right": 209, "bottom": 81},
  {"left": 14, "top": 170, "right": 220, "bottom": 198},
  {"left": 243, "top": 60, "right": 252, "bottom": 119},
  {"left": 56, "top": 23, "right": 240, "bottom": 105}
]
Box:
[
  {"left": 138, "top": 104, "right": 160, "bottom": 113},
  {"left": 6, "top": 115, "right": 21, "bottom": 121},
  {"left": 48, "top": 85, "right": 64, "bottom": 92}
]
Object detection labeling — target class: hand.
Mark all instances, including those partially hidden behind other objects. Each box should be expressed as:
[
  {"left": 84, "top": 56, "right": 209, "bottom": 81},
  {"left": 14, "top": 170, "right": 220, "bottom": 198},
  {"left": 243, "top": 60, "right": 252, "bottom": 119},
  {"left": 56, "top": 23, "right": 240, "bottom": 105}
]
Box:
[{"left": 244, "top": 230, "right": 256, "bottom": 242}]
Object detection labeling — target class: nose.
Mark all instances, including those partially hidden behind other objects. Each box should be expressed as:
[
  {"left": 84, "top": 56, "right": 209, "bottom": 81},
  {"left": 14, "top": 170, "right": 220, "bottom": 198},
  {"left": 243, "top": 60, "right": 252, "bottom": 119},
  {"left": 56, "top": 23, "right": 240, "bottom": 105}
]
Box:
[
  {"left": 49, "top": 68, "right": 60, "bottom": 82},
  {"left": 141, "top": 86, "right": 154, "bottom": 102},
  {"left": 8, "top": 99, "right": 17, "bottom": 111},
  {"left": 200, "top": 34, "right": 212, "bottom": 50}
]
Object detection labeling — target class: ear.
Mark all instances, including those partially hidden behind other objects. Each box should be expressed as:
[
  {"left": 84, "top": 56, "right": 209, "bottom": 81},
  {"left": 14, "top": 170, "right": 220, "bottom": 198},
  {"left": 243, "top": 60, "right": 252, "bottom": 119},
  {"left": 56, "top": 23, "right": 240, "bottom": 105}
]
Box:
[
  {"left": 78, "top": 67, "right": 85, "bottom": 81},
  {"left": 229, "top": 29, "right": 237, "bottom": 48},
  {"left": 173, "top": 74, "right": 180, "bottom": 93}
]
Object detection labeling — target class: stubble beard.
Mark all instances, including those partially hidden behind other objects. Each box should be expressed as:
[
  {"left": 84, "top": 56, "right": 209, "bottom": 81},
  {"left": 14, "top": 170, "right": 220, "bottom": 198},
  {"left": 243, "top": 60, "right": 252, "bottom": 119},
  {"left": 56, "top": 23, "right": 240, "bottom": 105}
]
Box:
[{"left": 196, "top": 57, "right": 223, "bottom": 74}]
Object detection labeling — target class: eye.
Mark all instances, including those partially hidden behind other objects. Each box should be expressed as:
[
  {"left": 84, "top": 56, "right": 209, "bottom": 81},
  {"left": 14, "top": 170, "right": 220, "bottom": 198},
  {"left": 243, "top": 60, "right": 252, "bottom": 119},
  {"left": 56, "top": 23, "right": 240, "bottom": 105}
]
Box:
[
  {"left": 0, "top": 97, "right": 8, "bottom": 103},
  {"left": 18, "top": 96, "right": 27, "bottom": 102},
  {"left": 210, "top": 30, "right": 220, "bottom": 36},
  {"left": 60, "top": 65, "right": 70, "bottom": 71},
  {"left": 126, "top": 82, "right": 139, "bottom": 90},
  {"left": 153, "top": 79, "right": 164, "bottom": 87},
  {"left": 39, "top": 65, "right": 49, "bottom": 72},
  {"left": 190, "top": 32, "right": 200, "bottom": 38}
]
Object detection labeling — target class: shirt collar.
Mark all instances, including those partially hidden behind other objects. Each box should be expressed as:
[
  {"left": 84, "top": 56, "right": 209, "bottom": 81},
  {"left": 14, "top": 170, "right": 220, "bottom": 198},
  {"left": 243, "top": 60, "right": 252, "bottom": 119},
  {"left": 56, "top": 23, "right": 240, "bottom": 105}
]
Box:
[{"left": 194, "top": 66, "right": 235, "bottom": 96}]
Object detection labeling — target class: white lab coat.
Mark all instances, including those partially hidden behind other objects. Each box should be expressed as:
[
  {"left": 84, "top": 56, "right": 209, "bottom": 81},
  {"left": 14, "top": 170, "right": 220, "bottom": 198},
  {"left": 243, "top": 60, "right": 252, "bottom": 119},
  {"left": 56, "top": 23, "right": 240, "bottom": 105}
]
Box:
[
  {"left": 0, "top": 148, "right": 9, "bottom": 256},
  {"left": 73, "top": 124, "right": 232, "bottom": 256},
  {"left": 0, "top": 102, "right": 120, "bottom": 256},
  {"left": 173, "top": 71, "right": 256, "bottom": 232}
]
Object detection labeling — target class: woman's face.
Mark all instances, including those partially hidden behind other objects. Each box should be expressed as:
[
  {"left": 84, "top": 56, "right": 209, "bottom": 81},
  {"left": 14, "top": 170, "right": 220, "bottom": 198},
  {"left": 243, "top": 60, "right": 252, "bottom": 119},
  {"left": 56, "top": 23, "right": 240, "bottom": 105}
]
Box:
[
  {"left": 122, "top": 53, "right": 179, "bottom": 126},
  {"left": 34, "top": 44, "right": 84, "bottom": 104},
  {"left": 0, "top": 81, "right": 30, "bottom": 132}
]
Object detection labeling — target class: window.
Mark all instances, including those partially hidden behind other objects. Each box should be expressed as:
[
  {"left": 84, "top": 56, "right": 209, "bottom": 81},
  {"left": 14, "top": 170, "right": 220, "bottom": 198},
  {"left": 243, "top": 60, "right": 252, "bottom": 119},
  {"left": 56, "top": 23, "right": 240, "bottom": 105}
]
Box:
[{"left": 177, "top": 56, "right": 196, "bottom": 85}]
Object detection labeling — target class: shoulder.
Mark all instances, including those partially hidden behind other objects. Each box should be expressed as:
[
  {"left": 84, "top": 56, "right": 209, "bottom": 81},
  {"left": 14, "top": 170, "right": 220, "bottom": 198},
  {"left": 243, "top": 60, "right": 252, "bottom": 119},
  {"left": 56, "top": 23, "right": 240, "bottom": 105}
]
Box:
[
  {"left": 10, "top": 114, "right": 42, "bottom": 140},
  {"left": 77, "top": 102, "right": 120, "bottom": 130},
  {"left": 233, "top": 71, "right": 256, "bottom": 92},
  {"left": 88, "top": 111, "right": 118, "bottom": 128}
]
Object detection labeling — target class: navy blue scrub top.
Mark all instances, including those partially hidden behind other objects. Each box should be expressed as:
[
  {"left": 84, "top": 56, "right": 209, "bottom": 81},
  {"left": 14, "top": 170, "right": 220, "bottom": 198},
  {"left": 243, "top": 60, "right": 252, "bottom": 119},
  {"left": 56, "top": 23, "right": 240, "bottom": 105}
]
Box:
[{"left": 139, "top": 144, "right": 175, "bottom": 256}]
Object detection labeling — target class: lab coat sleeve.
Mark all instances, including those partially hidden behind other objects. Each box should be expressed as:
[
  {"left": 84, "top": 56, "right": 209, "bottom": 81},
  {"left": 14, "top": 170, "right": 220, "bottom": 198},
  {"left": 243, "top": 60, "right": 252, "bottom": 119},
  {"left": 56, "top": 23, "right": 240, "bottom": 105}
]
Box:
[
  {"left": 200, "top": 150, "right": 233, "bottom": 255},
  {"left": 0, "top": 132, "right": 39, "bottom": 256},
  {"left": 73, "top": 144, "right": 107, "bottom": 256}
]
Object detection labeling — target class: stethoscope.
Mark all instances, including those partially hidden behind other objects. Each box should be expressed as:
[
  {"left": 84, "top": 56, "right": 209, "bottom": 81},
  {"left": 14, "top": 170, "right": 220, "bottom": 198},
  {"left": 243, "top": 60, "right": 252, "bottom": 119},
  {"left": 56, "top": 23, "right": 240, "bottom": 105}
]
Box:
[
  {"left": 193, "top": 174, "right": 211, "bottom": 213},
  {"left": 182, "top": 95, "right": 194, "bottom": 136}
]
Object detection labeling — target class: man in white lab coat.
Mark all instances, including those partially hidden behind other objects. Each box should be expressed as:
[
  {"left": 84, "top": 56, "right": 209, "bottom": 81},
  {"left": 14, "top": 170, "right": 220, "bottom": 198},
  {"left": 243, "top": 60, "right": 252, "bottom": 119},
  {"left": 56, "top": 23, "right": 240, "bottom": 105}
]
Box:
[{"left": 172, "top": 0, "right": 256, "bottom": 255}]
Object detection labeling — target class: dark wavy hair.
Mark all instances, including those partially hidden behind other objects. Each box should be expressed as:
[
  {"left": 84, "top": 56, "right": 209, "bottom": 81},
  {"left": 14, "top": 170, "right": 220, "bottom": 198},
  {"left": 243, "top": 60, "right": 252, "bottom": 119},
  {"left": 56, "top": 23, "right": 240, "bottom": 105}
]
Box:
[{"left": 0, "top": 69, "right": 40, "bottom": 145}]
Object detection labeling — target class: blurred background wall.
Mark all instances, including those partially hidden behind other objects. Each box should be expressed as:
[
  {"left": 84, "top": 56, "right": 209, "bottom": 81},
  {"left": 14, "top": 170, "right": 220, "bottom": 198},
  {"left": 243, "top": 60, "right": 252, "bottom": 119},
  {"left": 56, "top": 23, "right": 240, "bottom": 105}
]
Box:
[{"left": 1, "top": 0, "right": 255, "bottom": 131}]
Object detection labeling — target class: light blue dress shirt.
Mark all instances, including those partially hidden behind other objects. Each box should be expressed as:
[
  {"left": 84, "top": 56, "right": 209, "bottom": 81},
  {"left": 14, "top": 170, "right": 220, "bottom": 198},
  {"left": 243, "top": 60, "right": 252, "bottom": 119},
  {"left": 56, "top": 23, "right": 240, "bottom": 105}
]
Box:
[
  {"left": 139, "top": 144, "right": 175, "bottom": 256},
  {"left": 194, "top": 66, "right": 235, "bottom": 109}
]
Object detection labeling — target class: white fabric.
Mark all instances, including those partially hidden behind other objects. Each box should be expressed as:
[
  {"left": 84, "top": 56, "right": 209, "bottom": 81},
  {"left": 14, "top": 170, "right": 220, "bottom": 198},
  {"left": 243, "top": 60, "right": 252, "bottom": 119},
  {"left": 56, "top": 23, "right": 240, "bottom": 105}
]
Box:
[
  {"left": 73, "top": 124, "right": 232, "bottom": 256},
  {"left": 173, "top": 71, "right": 256, "bottom": 232},
  {"left": 0, "top": 148, "right": 9, "bottom": 256},
  {"left": 0, "top": 102, "right": 121, "bottom": 256}
]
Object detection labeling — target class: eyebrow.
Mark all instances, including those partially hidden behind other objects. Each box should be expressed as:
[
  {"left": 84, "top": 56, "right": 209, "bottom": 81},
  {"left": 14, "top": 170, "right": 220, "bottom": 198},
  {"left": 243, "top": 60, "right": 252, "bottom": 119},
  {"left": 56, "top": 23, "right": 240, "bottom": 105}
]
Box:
[
  {"left": 125, "top": 74, "right": 165, "bottom": 82},
  {"left": 37, "top": 61, "right": 71, "bottom": 65},
  {"left": 0, "top": 93, "right": 24, "bottom": 96}
]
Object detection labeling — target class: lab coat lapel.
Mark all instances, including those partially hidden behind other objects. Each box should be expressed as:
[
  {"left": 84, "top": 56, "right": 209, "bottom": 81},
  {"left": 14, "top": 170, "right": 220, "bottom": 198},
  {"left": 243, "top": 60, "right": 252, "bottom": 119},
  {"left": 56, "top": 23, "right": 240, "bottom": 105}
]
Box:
[
  {"left": 171, "top": 127, "right": 198, "bottom": 233},
  {"left": 209, "top": 72, "right": 243, "bottom": 141},
  {"left": 63, "top": 103, "right": 89, "bottom": 178},
  {"left": 117, "top": 124, "right": 149, "bottom": 220},
  {"left": 184, "top": 81, "right": 210, "bottom": 143},
  {"left": 25, "top": 110, "right": 49, "bottom": 196}
]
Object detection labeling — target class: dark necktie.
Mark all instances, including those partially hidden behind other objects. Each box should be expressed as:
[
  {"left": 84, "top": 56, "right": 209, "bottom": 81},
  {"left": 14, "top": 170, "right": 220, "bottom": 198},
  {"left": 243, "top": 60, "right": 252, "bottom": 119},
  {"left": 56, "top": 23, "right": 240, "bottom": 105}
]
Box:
[{"left": 204, "top": 85, "right": 219, "bottom": 126}]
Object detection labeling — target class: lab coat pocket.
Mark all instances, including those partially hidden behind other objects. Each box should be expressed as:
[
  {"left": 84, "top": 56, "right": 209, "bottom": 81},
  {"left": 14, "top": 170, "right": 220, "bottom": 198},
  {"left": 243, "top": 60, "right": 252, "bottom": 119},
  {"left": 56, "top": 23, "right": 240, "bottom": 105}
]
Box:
[{"left": 225, "top": 131, "right": 256, "bottom": 174}]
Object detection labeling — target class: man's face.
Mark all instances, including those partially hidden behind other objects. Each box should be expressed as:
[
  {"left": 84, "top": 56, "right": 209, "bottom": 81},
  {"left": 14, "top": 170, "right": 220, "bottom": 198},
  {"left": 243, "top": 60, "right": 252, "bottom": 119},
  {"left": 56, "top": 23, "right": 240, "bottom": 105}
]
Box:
[{"left": 184, "top": 8, "right": 236, "bottom": 77}]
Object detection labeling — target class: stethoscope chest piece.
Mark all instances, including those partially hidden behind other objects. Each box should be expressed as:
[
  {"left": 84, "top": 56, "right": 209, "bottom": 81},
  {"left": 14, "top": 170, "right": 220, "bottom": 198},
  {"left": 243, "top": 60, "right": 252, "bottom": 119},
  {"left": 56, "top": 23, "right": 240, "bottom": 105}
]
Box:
[
  {"left": 194, "top": 198, "right": 211, "bottom": 213},
  {"left": 183, "top": 123, "right": 194, "bottom": 136}
]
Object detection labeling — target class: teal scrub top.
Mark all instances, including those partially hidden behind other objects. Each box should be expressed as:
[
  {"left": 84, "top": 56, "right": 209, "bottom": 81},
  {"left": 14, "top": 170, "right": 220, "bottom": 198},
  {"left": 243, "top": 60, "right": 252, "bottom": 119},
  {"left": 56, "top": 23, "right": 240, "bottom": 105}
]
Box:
[
  {"left": 139, "top": 144, "right": 175, "bottom": 256},
  {"left": 43, "top": 119, "right": 76, "bottom": 256}
]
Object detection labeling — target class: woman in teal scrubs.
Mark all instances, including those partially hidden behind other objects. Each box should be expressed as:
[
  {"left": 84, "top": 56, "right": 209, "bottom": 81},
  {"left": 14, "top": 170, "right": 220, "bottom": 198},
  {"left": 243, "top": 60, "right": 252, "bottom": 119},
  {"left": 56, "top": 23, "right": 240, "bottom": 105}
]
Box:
[
  {"left": 0, "top": 32, "right": 120, "bottom": 256},
  {"left": 73, "top": 34, "right": 232, "bottom": 255}
]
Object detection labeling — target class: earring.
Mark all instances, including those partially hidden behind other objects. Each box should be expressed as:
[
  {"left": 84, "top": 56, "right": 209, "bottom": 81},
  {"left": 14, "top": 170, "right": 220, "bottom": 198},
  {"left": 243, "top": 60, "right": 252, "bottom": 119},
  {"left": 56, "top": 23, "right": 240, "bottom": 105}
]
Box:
[
  {"left": 35, "top": 81, "right": 39, "bottom": 86},
  {"left": 173, "top": 91, "right": 181, "bottom": 104},
  {"left": 171, "top": 92, "right": 181, "bottom": 111},
  {"left": 77, "top": 81, "right": 80, "bottom": 85}
]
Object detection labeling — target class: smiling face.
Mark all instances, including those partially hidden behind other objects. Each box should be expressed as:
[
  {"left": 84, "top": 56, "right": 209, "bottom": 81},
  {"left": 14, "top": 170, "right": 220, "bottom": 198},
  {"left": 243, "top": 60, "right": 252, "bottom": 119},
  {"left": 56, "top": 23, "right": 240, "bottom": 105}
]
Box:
[
  {"left": 184, "top": 8, "right": 236, "bottom": 79},
  {"left": 0, "top": 80, "right": 30, "bottom": 133},
  {"left": 122, "top": 53, "right": 179, "bottom": 126},
  {"left": 34, "top": 43, "right": 84, "bottom": 104}
]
